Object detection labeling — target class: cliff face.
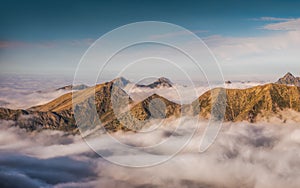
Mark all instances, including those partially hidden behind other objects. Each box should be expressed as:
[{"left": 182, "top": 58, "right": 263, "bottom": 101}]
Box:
[{"left": 1, "top": 81, "right": 300, "bottom": 133}]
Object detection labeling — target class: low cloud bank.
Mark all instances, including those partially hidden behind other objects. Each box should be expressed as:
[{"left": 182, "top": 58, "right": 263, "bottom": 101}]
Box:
[
  {"left": 0, "top": 74, "right": 72, "bottom": 109},
  {"left": 124, "top": 81, "right": 265, "bottom": 104},
  {"left": 1, "top": 118, "right": 300, "bottom": 188}
]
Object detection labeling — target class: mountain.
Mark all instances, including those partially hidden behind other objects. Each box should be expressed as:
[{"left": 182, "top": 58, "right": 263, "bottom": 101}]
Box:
[
  {"left": 30, "top": 80, "right": 134, "bottom": 132},
  {"left": 56, "top": 84, "right": 89, "bottom": 91},
  {"left": 0, "top": 107, "right": 77, "bottom": 133},
  {"left": 111, "top": 93, "right": 181, "bottom": 131},
  {"left": 1, "top": 80, "right": 300, "bottom": 133},
  {"left": 193, "top": 83, "right": 300, "bottom": 123},
  {"left": 136, "top": 77, "right": 173, "bottom": 88},
  {"left": 112, "top": 77, "right": 130, "bottom": 88},
  {"left": 0, "top": 80, "right": 180, "bottom": 133},
  {"left": 0, "top": 81, "right": 130, "bottom": 133},
  {"left": 276, "top": 72, "right": 300, "bottom": 87}
]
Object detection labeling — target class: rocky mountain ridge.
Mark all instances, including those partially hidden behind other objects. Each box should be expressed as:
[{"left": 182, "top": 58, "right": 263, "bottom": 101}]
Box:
[
  {"left": 276, "top": 72, "right": 300, "bottom": 87},
  {"left": 1, "top": 77, "right": 300, "bottom": 133}
]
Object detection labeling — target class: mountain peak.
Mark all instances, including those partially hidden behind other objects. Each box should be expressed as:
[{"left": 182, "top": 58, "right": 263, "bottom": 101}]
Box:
[
  {"left": 157, "top": 77, "right": 172, "bottom": 84},
  {"left": 56, "top": 84, "right": 89, "bottom": 91},
  {"left": 137, "top": 77, "right": 173, "bottom": 89},
  {"left": 145, "top": 93, "right": 166, "bottom": 101},
  {"left": 276, "top": 72, "right": 300, "bottom": 87},
  {"left": 112, "top": 77, "right": 130, "bottom": 88},
  {"left": 283, "top": 72, "right": 295, "bottom": 78}
]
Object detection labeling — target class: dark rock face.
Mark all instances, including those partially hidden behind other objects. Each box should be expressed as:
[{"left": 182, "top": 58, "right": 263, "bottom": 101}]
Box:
[
  {"left": 276, "top": 72, "right": 300, "bottom": 87},
  {"left": 137, "top": 77, "right": 173, "bottom": 89}
]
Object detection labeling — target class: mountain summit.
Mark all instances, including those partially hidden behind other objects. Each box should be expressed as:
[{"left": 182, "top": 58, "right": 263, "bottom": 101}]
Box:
[
  {"left": 112, "top": 77, "right": 130, "bottom": 88},
  {"left": 276, "top": 72, "right": 300, "bottom": 87},
  {"left": 137, "top": 77, "right": 173, "bottom": 88}
]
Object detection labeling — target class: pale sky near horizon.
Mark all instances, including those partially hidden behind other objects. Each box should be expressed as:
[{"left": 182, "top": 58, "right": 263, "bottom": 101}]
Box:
[{"left": 0, "top": 0, "right": 300, "bottom": 82}]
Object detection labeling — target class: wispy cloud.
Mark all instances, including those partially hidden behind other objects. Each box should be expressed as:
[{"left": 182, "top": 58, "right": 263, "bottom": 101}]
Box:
[
  {"left": 0, "top": 39, "right": 95, "bottom": 49},
  {"left": 201, "top": 25, "right": 300, "bottom": 80},
  {"left": 251, "top": 17, "right": 294, "bottom": 22},
  {"left": 149, "top": 30, "right": 208, "bottom": 40},
  {"left": 250, "top": 17, "right": 300, "bottom": 31},
  {"left": 205, "top": 18, "right": 300, "bottom": 64},
  {"left": 263, "top": 18, "right": 300, "bottom": 31},
  {"left": 0, "top": 40, "right": 55, "bottom": 49},
  {"left": 205, "top": 30, "right": 300, "bottom": 61}
]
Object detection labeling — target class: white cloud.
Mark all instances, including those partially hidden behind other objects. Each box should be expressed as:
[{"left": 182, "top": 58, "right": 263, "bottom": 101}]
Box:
[
  {"left": 149, "top": 30, "right": 208, "bottom": 40},
  {"left": 206, "top": 30, "right": 300, "bottom": 59},
  {"left": 0, "top": 74, "right": 75, "bottom": 109},
  {"left": 202, "top": 28, "right": 300, "bottom": 80},
  {"left": 263, "top": 18, "right": 300, "bottom": 31},
  {"left": 1, "top": 118, "right": 300, "bottom": 188},
  {"left": 201, "top": 18, "right": 300, "bottom": 80},
  {"left": 252, "top": 17, "right": 294, "bottom": 22}
]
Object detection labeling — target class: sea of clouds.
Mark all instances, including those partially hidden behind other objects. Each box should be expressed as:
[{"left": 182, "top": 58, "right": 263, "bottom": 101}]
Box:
[
  {"left": 1, "top": 118, "right": 300, "bottom": 188},
  {"left": 1, "top": 74, "right": 299, "bottom": 188},
  {"left": 0, "top": 74, "right": 74, "bottom": 109}
]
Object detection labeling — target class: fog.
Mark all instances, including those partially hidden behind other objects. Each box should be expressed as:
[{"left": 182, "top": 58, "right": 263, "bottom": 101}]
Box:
[
  {"left": 1, "top": 118, "right": 300, "bottom": 188},
  {"left": 123, "top": 81, "right": 266, "bottom": 104}
]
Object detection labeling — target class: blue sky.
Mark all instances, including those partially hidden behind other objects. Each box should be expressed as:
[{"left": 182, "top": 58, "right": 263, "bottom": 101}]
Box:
[{"left": 1, "top": 0, "right": 300, "bottom": 82}]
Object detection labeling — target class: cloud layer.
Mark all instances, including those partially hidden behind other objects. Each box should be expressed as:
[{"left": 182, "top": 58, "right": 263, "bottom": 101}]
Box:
[
  {"left": 1, "top": 117, "right": 300, "bottom": 188},
  {"left": 0, "top": 74, "right": 73, "bottom": 109},
  {"left": 262, "top": 18, "right": 300, "bottom": 31}
]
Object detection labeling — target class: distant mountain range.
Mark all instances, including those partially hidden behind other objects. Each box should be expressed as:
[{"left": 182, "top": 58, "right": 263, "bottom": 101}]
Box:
[
  {"left": 56, "top": 84, "right": 89, "bottom": 91},
  {"left": 112, "top": 77, "right": 173, "bottom": 89},
  {"left": 0, "top": 73, "right": 299, "bottom": 133},
  {"left": 136, "top": 77, "right": 173, "bottom": 88}
]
